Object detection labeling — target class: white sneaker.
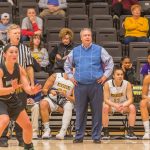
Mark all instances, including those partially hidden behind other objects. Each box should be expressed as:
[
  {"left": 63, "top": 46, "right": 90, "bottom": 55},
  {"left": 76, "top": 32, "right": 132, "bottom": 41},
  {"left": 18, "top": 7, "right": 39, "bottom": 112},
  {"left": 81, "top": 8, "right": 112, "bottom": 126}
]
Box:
[
  {"left": 42, "top": 128, "right": 51, "bottom": 139},
  {"left": 143, "top": 133, "right": 150, "bottom": 139},
  {"left": 56, "top": 129, "right": 66, "bottom": 140},
  {"left": 32, "top": 132, "right": 38, "bottom": 139}
]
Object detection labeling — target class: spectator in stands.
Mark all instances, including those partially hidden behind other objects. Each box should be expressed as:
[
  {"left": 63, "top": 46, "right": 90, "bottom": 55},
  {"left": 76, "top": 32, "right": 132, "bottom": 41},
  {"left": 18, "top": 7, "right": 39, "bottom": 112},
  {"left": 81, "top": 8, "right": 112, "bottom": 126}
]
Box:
[
  {"left": 64, "top": 28, "right": 114, "bottom": 143},
  {"left": 30, "top": 34, "right": 51, "bottom": 73},
  {"left": 140, "top": 74, "right": 150, "bottom": 139},
  {"left": 102, "top": 66, "right": 137, "bottom": 140},
  {"left": 0, "top": 13, "right": 11, "bottom": 44},
  {"left": 50, "top": 28, "right": 76, "bottom": 73},
  {"left": 27, "top": 80, "right": 42, "bottom": 139},
  {"left": 40, "top": 73, "right": 74, "bottom": 140},
  {"left": 0, "top": 24, "right": 34, "bottom": 147},
  {"left": 112, "top": 0, "right": 138, "bottom": 19},
  {"left": 121, "top": 56, "right": 137, "bottom": 85},
  {"left": 140, "top": 50, "right": 150, "bottom": 78},
  {"left": 0, "top": 0, "right": 13, "bottom": 5},
  {"left": 124, "top": 4, "right": 149, "bottom": 44},
  {"left": 38, "top": 0, "right": 67, "bottom": 18},
  {"left": 21, "top": 8, "right": 43, "bottom": 42}
]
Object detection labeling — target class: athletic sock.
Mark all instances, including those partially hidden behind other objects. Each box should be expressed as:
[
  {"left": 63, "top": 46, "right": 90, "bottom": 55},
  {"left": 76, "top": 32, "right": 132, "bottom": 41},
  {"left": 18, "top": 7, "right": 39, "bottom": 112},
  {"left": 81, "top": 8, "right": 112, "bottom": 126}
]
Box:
[
  {"left": 143, "top": 121, "right": 149, "bottom": 133},
  {"left": 43, "top": 122, "right": 50, "bottom": 130},
  {"left": 62, "top": 103, "right": 72, "bottom": 131}
]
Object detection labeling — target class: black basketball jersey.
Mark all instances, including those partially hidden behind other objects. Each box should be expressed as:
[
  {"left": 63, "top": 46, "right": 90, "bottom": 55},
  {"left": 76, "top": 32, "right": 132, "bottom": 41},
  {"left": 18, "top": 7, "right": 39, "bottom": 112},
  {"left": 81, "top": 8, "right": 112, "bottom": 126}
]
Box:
[{"left": 0, "top": 63, "right": 20, "bottom": 101}]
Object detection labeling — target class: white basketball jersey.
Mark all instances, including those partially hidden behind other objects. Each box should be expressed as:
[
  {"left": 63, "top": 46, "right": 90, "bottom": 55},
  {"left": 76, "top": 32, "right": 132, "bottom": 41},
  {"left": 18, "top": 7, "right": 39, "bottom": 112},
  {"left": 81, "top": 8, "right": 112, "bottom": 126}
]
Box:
[
  {"left": 107, "top": 79, "right": 128, "bottom": 103},
  {"left": 52, "top": 73, "right": 74, "bottom": 96}
]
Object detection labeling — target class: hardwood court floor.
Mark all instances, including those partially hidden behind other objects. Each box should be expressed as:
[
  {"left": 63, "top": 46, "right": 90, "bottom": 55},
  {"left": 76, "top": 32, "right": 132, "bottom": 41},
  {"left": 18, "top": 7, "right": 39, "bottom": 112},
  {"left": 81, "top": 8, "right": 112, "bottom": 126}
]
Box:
[{"left": 0, "top": 140, "right": 149, "bottom": 150}]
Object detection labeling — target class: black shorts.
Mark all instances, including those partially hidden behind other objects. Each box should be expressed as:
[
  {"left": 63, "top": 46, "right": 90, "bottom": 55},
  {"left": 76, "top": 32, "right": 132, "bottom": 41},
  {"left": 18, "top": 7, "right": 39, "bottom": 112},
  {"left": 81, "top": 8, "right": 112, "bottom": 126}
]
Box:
[
  {"left": 49, "top": 95, "right": 67, "bottom": 108},
  {"left": 0, "top": 98, "right": 24, "bottom": 121},
  {"left": 17, "top": 91, "right": 27, "bottom": 109}
]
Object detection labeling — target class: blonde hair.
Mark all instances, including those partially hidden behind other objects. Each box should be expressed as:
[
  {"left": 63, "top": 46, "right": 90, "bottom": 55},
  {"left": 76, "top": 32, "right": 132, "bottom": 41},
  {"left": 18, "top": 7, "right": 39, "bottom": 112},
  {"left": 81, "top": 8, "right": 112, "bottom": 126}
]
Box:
[
  {"left": 7, "top": 24, "right": 20, "bottom": 33},
  {"left": 59, "top": 28, "right": 74, "bottom": 41},
  {"left": 131, "top": 4, "right": 141, "bottom": 12}
]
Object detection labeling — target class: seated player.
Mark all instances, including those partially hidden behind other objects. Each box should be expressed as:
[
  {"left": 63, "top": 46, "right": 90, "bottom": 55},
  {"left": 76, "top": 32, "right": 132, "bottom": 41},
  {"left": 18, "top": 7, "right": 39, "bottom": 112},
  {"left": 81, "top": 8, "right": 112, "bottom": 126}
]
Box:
[
  {"left": 102, "top": 66, "right": 137, "bottom": 139},
  {"left": 40, "top": 72, "right": 74, "bottom": 140},
  {"left": 140, "top": 75, "right": 150, "bottom": 139}
]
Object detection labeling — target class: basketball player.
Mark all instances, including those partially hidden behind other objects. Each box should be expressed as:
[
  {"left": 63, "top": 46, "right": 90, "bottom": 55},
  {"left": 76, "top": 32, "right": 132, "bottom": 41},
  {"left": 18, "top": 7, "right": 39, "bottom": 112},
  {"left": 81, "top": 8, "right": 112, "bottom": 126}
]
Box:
[
  {"left": 102, "top": 66, "right": 137, "bottom": 139},
  {"left": 40, "top": 72, "right": 74, "bottom": 140},
  {"left": 140, "top": 75, "right": 150, "bottom": 139},
  {"left": 0, "top": 44, "right": 41, "bottom": 150}
]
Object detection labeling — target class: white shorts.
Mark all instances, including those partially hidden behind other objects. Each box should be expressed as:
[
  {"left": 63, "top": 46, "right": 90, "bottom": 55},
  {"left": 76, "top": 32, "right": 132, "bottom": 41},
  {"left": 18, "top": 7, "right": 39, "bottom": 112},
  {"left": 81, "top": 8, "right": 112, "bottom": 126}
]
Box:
[{"left": 43, "top": 97, "right": 74, "bottom": 112}]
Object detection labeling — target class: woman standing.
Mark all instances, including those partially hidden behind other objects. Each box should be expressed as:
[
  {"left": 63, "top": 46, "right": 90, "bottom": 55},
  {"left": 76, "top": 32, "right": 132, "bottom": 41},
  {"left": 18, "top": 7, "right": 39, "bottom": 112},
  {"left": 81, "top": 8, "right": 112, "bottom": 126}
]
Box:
[{"left": 0, "top": 44, "right": 41, "bottom": 150}]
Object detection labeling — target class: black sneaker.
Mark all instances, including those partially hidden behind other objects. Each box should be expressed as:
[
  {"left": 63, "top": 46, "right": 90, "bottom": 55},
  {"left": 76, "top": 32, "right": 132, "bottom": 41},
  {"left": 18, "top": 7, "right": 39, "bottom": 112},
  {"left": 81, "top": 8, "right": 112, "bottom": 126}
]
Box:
[
  {"left": 93, "top": 139, "right": 101, "bottom": 144},
  {"left": 73, "top": 139, "right": 83, "bottom": 143},
  {"left": 0, "top": 140, "right": 8, "bottom": 147},
  {"left": 19, "top": 141, "right": 24, "bottom": 147},
  {"left": 126, "top": 127, "right": 137, "bottom": 139},
  {"left": 24, "top": 147, "right": 34, "bottom": 150},
  {"left": 102, "top": 128, "right": 110, "bottom": 140},
  {"left": 24, "top": 143, "right": 34, "bottom": 150}
]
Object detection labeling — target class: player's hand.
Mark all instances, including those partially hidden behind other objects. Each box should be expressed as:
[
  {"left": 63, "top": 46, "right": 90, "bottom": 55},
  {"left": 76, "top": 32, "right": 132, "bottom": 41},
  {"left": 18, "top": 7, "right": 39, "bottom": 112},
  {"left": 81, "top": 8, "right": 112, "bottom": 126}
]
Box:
[
  {"left": 58, "top": 90, "right": 67, "bottom": 97},
  {"left": 115, "top": 103, "right": 123, "bottom": 112},
  {"left": 27, "top": 98, "right": 35, "bottom": 105},
  {"left": 31, "top": 84, "right": 42, "bottom": 95},
  {"left": 11, "top": 79, "right": 23, "bottom": 90}
]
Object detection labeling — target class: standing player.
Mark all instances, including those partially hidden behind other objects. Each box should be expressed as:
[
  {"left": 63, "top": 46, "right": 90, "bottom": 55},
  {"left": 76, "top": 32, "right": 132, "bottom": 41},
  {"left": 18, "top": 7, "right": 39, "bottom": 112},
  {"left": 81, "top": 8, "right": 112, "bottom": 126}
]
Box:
[
  {"left": 0, "top": 44, "right": 41, "bottom": 150},
  {"left": 140, "top": 75, "right": 150, "bottom": 139},
  {"left": 102, "top": 66, "right": 137, "bottom": 139},
  {"left": 40, "top": 73, "right": 74, "bottom": 140},
  {"left": 0, "top": 24, "right": 34, "bottom": 147}
]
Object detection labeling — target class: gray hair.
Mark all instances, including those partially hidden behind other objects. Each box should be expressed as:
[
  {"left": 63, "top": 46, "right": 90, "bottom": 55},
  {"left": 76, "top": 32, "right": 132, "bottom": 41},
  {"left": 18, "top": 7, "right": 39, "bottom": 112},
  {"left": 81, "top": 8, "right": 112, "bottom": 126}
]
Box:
[{"left": 80, "top": 28, "right": 92, "bottom": 37}]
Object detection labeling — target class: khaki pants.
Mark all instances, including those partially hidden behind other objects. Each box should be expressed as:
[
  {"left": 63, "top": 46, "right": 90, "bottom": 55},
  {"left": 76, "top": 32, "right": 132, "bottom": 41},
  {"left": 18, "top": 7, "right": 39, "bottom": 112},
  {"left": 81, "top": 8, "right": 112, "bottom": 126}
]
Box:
[
  {"left": 40, "top": 8, "right": 65, "bottom": 18},
  {"left": 31, "top": 103, "right": 40, "bottom": 133}
]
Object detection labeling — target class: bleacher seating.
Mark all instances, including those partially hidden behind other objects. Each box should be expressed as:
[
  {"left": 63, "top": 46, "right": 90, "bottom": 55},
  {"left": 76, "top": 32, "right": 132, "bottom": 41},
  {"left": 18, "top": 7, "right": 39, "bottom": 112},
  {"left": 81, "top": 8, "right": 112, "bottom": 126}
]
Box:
[
  {"left": 46, "top": 29, "right": 61, "bottom": 43},
  {"left": 101, "top": 41, "right": 122, "bottom": 57},
  {"left": 92, "top": 15, "right": 113, "bottom": 30},
  {"left": 67, "top": 3, "right": 87, "bottom": 16},
  {"left": 43, "top": 15, "right": 66, "bottom": 34},
  {"left": 88, "top": 2, "right": 109, "bottom": 18},
  {"left": 129, "top": 42, "right": 150, "bottom": 62},
  {"left": 95, "top": 28, "right": 117, "bottom": 43},
  {"left": 1, "top": 0, "right": 149, "bottom": 139},
  {"left": 67, "top": 14, "right": 89, "bottom": 29}
]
